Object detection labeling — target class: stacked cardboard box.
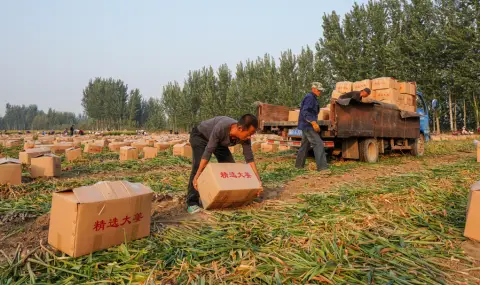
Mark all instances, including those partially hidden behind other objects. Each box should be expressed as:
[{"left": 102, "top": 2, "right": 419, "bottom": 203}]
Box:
[
  {"left": 19, "top": 147, "right": 52, "bottom": 164},
  {"left": 399, "top": 82, "right": 417, "bottom": 112},
  {"left": 353, "top": 80, "right": 372, "bottom": 91},
  {"left": 371, "top": 77, "right": 402, "bottom": 108},
  {"left": 336, "top": 81, "right": 353, "bottom": 93}
]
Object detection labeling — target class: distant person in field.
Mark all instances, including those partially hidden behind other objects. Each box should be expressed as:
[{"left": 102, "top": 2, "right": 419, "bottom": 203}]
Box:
[
  {"left": 295, "top": 82, "right": 329, "bottom": 172},
  {"left": 338, "top": 88, "right": 372, "bottom": 102},
  {"left": 70, "top": 125, "right": 74, "bottom": 136},
  {"left": 187, "top": 114, "right": 262, "bottom": 214}
]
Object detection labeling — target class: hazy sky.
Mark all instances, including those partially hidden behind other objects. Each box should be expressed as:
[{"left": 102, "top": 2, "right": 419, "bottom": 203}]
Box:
[{"left": 1, "top": 0, "right": 365, "bottom": 116}]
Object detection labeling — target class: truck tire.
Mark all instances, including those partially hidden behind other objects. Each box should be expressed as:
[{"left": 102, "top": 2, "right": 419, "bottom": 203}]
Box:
[
  {"left": 359, "top": 138, "right": 379, "bottom": 163},
  {"left": 411, "top": 134, "right": 425, "bottom": 157}
]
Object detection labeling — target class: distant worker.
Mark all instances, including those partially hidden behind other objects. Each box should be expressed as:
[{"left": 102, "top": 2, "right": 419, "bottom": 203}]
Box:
[
  {"left": 70, "top": 125, "right": 74, "bottom": 136},
  {"left": 295, "top": 82, "right": 329, "bottom": 172},
  {"left": 79, "top": 130, "right": 84, "bottom": 136},
  {"left": 187, "top": 114, "right": 262, "bottom": 214},
  {"left": 338, "top": 88, "right": 372, "bottom": 102}
]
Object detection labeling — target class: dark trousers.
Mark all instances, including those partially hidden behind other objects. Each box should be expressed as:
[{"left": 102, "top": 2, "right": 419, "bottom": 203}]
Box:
[
  {"left": 295, "top": 129, "right": 328, "bottom": 171},
  {"left": 187, "top": 127, "right": 235, "bottom": 207}
]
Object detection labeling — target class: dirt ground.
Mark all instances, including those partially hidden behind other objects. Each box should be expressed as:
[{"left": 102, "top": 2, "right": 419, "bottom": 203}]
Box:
[{"left": 2, "top": 150, "right": 480, "bottom": 265}]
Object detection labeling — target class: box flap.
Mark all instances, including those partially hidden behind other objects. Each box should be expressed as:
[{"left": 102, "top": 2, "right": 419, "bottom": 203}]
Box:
[
  {"left": 0, "top": 158, "right": 21, "bottom": 165},
  {"left": 26, "top": 147, "right": 51, "bottom": 154},
  {"left": 72, "top": 181, "right": 153, "bottom": 204},
  {"left": 471, "top": 181, "right": 480, "bottom": 192},
  {"left": 36, "top": 153, "right": 59, "bottom": 158}
]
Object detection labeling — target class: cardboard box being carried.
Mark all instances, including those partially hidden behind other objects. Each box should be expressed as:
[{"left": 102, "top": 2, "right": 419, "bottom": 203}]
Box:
[
  {"left": 0, "top": 158, "right": 22, "bottom": 185},
  {"left": 84, "top": 143, "right": 103, "bottom": 154},
  {"left": 48, "top": 181, "right": 153, "bottom": 257},
  {"left": 335, "top": 81, "right": 353, "bottom": 93},
  {"left": 375, "top": 88, "right": 400, "bottom": 105},
  {"left": 353, "top": 80, "right": 372, "bottom": 91},
  {"left": 30, "top": 154, "right": 61, "bottom": 178},
  {"left": 261, "top": 143, "right": 278, "bottom": 153},
  {"left": 154, "top": 142, "right": 170, "bottom": 151},
  {"left": 143, "top": 147, "right": 158, "bottom": 159},
  {"left": 173, "top": 143, "right": 192, "bottom": 158},
  {"left": 120, "top": 146, "right": 138, "bottom": 161},
  {"left": 464, "top": 181, "right": 480, "bottom": 241},
  {"left": 19, "top": 147, "right": 52, "bottom": 165},
  {"left": 66, "top": 147, "right": 82, "bottom": 162},
  {"left": 288, "top": 110, "right": 300, "bottom": 122},
  {"left": 318, "top": 108, "right": 330, "bottom": 120},
  {"left": 372, "top": 77, "right": 399, "bottom": 90},
  {"left": 197, "top": 163, "right": 261, "bottom": 210}
]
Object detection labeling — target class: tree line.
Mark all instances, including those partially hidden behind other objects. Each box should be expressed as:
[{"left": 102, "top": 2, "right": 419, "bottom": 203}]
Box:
[
  {"left": 0, "top": 104, "right": 82, "bottom": 131},
  {"left": 159, "top": 0, "right": 479, "bottom": 132}
]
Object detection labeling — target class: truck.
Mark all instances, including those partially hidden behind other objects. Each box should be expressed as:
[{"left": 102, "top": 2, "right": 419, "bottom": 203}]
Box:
[{"left": 256, "top": 92, "right": 430, "bottom": 162}]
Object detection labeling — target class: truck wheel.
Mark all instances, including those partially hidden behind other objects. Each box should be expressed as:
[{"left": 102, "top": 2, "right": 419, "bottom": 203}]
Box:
[
  {"left": 411, "top": 134, "right": 425, "bottom": 157},
  {"left": 359, "top": 138, "right": 379, "bottom": 163}
]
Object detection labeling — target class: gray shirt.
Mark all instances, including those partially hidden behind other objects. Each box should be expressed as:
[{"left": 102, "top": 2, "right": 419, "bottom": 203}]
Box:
[{"left": 197, "top": 116, "right": 254, "bottom": 163}]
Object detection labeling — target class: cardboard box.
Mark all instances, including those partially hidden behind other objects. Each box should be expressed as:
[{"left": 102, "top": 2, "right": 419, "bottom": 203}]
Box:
[
  {"left": 6, "top": 140, "right": 22, "bottom": 147},
  {"left": 84, "top": 143, "right": 103, "bottom": 154},
  {"left": 279, "top": 145, "right": 290, "bottom": 151},
  {"left": 52, "top": 143, "right": 75, "bottom": 154},
  {"left": 24, "top": 141, "right": 35, "bottom": 150},
  {"left": 403, "top": 94, "right": 416, "bottom": 106},
  {"left": 261, "top": 143, "right": 278, "bottom": 153},
  {"left": 131, "top": 141, "right": 149, "bottom": 152},
  {"left": 19, "top": 147, "right": 52, "bottom": 164},
  {"left": 464, "top": 181, "right": 480, "bottom": 241},
  {"left": 332, "top": 90, "right": 344, "bottom": 99},
  {"left": 95, "top": 140, "right": 109, "bottom": 148},
  {"left": 66, "top": 148, "right": 82, "bottom": 162},
  {"left": 169, "top": 140, "right": 184, "bottom": 146},
  {"left": 252, "top": 142, "right": 262, "bottom": 152},
  {"left": 108, "top": 142, "right": 130, "bottom": 152},
  {"left": 335, "top": 81, "right": 353, "bottom": 93},
  {"left": 120, "top": 146, "right": 139, "bottom": 161},
  {"left": 478, "top": 144, "right": 480, "bottom": 163},
  {"left": 318, "top": 108, "right": 330, "bottom": 120},
  {"left": 408, "top": 82, "right": 416, "bottom": 95},
  {"left": 288, "top": 110, "right": 300, "bottom": 122},
  {"left": 0, "top": 158, "right": 22, "bottom": 185},
  {"left": 353, "top": 80, "right": 372, "bottom": 91},
  {"left": 30, "top": 154, "right": 61, "bottom": 178},
  {"left": 143, "top": 147, "right": 158, "bottom": 159},
  {"left": 399, "top": 82, "right": 410, "bottom": 94},
  {"left": 229, "top": 144, "right": 242, "bottom": 154},
  {"left": 39, "top": 137, "right": 55, "bottom": 145},
  {"left": 197, "top": 163, "right": 261, "bottom": 210},
  {"left": 173, "top": 143, "right": 192, "bottom": 158},
  {"left": 404, "top": 105, "right": 416, "bottom": 113},
  {"left": 48, "top": 181, "right": 153, "bottom": 257},
  {"left": 154, "top": 142, "right": 170, "bottom": 151},
  {"left": 375, "top": 88, "right": 400, "bottom": 105},
  {"left": 372, "top": 77, "right": 399, "bottom": 90}
]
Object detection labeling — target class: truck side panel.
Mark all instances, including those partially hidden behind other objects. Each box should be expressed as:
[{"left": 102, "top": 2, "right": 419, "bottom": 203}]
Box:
[{"left": 335, "top": 103, "right": 419, "bottom": 139}]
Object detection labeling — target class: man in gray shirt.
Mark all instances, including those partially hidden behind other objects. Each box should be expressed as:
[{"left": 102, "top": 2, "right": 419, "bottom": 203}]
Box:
[{"left": 187, "top": 114, "right": 262, "bottom": 213}]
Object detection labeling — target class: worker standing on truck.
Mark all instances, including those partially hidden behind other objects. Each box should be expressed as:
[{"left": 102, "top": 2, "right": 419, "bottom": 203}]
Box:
[
  {"left": 187, "top": 114, "right": 262, "bottom": 214},
  {"left": 338, "top": 88, "right": 371, "bottom": 102},
  {"left": 295, "top": 82, "right": 329, "bottom": 171}
]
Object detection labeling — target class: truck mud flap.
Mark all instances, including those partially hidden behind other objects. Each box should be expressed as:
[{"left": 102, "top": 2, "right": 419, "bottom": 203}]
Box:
[{"left": 342, "top": 138, "right": 359, "bottom": 159}]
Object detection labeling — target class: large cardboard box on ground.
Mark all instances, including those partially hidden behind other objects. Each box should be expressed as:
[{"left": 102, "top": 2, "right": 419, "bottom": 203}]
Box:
[
  {"left": 353, "top": 80, "right": 372, "bottom": 91},
  {"left": 120, "top": 146, "right": 139, "bottom": 161},
  {"left": 95, "top": 139, "right": 110, "bottom": 148},
  {"left": 229, "top": 144, "right": 242, "bottom": 154},
  {"left": 131, "top": 141, "right": 149, "bottom": 152},
  {"left": 30, "top": 154, "right": 61, "bottom": 178},
  {"left": 19, "top": 147, "right": 52, "bottom": 164},
  {"left": 6, "top": 140, "right": 22, "bottom": 147},
  {"left": 0, "top": 158, "right": 22, "bottom": 185},
  {"left": 261, "top": 143, "right": 278, "bottom": 153},
  {"left": 173, "top": 143, "right": 192, "bottom": 158},
  {"left": 318, "top": 108, "right": 330, "bottom": 120},
  {"left": 288, "top": 110, "right": 300, "bottom": 122},
  {"left": 168, "top": 139, "right": 184, "bottom": 146},
  {"left": 66, "top": 147, "right": 82, "bottom": 162},
  {"left": 24, "top": 141, "right": 35, "bottom": 150},
  {"left": 197, "top": 163, "right": 261, "bottom": 210},
  {"left": 252, "top": 142, "right": 262, "bottom": 152},
  {"left": 372, "top": 77, "right": 399, "bottom": 90},
  {"left": 464, "top": 181, "right": 480, "bottom": 241},
  {"left": 108, "top": 142, "right": 130, "bottom": 152},
  {"left": 84, "top": 143, "right": 103, "bottom": 154},
  {"left": 375, "top": 88, "right": 401, "bottom": 105},
  {"left": 52, "top": 142, "right": 75, "bottom": 154},
  {"left": 48, "top": 181, "right": 153, "bottom": 257},
  {"left": 143, "top": 147, "right": 158, "bottom": 159},
  {"left": 154, "top": 142, "right": 170, "bottom": 151},
  {"left": 335, "top": 81, "right": 353, "bottom": 93}
]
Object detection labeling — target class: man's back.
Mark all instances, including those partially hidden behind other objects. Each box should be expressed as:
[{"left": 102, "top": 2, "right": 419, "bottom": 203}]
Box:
[{"left": 338, "top": 91, "right": 362, "bottom": 101}]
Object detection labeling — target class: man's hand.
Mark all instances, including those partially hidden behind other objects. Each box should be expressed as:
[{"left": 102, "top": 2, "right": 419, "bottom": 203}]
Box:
[
  {"left": 193, "top": 175, "right": 200, "bottom": 191},
  {"left": 311, "top": 121, "right": 320, "bottom": 132}
]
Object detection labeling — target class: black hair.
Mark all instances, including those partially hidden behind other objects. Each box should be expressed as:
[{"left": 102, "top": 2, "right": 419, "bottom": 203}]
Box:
[
  {"left": 238, "top": 114, "right": 259, "bottom": 130},
  {"left": 363, "top": 88, "right": 371, "bottom": 95}
]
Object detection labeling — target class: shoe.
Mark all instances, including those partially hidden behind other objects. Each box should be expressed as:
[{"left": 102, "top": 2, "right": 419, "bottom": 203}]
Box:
[
  {"left": 187, "top": 205, "right": 202, "bottom": 214},
  {"left": 318, "top": 168, "right": 332, "bottom": 176}
]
